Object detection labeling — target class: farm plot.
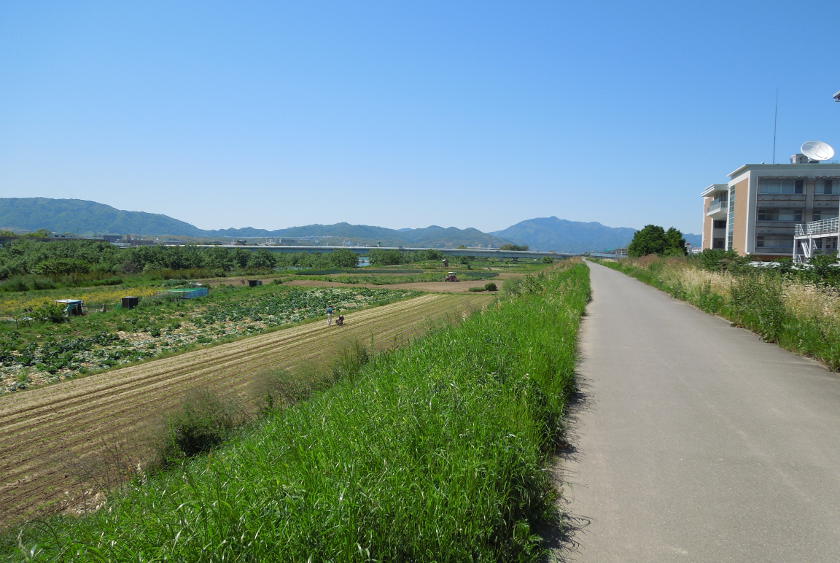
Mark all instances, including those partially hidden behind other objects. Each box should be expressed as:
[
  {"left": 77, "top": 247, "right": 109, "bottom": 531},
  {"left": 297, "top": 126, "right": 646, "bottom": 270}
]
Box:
[
  {"left": 0, "top": 285, "right": 413, "bottom": 394},
  {"left": 285, "top": 271, "right": 527, "bottom": 293},
  {"left": 0, "top": 293, "right": 492, "bottom": 528}
]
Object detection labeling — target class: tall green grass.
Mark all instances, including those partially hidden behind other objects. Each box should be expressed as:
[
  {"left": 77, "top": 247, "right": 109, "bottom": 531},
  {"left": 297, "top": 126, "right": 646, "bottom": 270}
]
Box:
[{"left": 7, "top": 264, "right": 589, "bottom": 561}]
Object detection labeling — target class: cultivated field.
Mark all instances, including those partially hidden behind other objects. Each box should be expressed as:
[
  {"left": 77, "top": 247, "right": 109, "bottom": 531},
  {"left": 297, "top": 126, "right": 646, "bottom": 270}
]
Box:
[
  {"left": 1, "top": 285, "right": 413, "bottom": 393},
  {"left": 5, "top": 264, "right": 589, "bottom": 560},
  {"left": 0, "top": 293, "right": 491, "bottom": 528},
  {"left": 284, "top": 275, "right": 521, "bottom": 293}
]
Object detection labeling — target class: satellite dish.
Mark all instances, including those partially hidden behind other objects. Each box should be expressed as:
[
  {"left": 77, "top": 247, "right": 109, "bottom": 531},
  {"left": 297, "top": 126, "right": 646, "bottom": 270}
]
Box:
[{"left": 801, "top": 140, "right": 836, "bottom": 161}]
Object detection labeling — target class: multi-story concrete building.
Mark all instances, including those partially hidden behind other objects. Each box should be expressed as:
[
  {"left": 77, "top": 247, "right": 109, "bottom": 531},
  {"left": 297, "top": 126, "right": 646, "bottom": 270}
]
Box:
[{"left": 701, "top": 161, "right": 840, "bottom": 259}]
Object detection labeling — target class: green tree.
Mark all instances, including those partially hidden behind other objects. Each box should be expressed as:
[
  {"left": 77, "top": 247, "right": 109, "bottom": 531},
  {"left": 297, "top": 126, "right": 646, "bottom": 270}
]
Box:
[
  {"left": 628, "top": 225, "right": 686, "bottom": 257},
  {"left": 248, "top": 250, "right": 277, "bottom": 270},
  {"left": 500, "top": 244, "right": 529, "bottom": 251},
  {"left": 628, "top": 225, "right": 667, "bottom": 257},
  {"left": 329, "top": 249, "right": 359, "bottom": 268},
  {"left": 369, "top": 249, "right": 404, "bottom": 266},
  {"left": 664, "top": 228, "right": 687, "bottom": 256}
]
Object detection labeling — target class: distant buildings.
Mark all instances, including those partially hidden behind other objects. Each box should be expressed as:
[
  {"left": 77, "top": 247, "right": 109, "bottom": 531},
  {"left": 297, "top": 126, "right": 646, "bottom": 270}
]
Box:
[{"left": 701, "top": 160, "right": 840, "bottom": 259}]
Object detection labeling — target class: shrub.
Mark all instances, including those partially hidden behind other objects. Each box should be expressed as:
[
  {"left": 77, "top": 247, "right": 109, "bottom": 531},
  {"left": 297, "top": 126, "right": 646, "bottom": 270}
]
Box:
[
  {"left": 484, "top": 282, "right": 498, "bottom": 292},
  {"left": 161, "top": 390, "right": 241, "bottom": 461},
  {"left": 730, "top": 273, "right": 785, "bottom": 341},
  {"left": 327, "top": 340, "right": 371, "bottom": 386},
  {"left": 32, "top": 303, "right": 68, "bottom": 324}
]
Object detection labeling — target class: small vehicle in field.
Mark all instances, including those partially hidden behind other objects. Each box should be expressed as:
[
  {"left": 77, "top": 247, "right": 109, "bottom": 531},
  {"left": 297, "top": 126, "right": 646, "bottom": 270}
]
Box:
[{"left": 444, "top": 272, "right": 458, "bottom": 282}]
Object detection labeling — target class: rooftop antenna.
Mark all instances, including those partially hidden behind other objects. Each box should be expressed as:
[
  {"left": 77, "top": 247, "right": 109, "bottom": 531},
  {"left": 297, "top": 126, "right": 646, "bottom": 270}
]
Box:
[
  {"left": 772, "top": 89, "right": 779, "bottom": 164},
  {"left": 801, "top": 140, "right": 836, "bottom": 161}
]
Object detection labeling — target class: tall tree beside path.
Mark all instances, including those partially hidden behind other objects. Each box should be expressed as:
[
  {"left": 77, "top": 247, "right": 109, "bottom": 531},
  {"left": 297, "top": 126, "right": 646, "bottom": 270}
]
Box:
[{"left": 628, "top": 224, "right": 687, "bottom": 257}]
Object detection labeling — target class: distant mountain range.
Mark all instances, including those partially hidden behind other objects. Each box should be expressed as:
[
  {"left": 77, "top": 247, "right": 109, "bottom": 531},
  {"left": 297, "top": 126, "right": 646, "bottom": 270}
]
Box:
[
  {"left": 0, "top": 198, "right": 699, "bottom": 252},
  {"left": 493, "top": 217, "right": 636, "bottom": 254}
]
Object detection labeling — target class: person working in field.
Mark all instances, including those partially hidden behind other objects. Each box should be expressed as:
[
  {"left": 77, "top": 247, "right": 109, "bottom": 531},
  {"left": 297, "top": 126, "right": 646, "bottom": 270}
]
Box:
[{"left": 326, "top": 304, "right": 334, "bottom": 326}]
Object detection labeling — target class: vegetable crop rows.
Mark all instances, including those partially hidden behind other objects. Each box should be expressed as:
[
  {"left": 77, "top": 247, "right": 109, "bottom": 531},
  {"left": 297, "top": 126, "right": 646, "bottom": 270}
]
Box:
[{"left": 1, "top": 286, "right": 412, "bottom": 394}]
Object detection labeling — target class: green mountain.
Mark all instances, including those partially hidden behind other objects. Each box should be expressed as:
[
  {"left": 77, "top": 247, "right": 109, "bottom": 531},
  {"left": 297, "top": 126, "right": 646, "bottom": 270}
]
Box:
[
  {"left": 492, "top": 216, "right": 638, "bottom": 252},
  {"left": 0, "top": 198, "right": 204, "bottom": 237},
  {"left": 0, "top": 198, "right": 509, "bottom": 248},
  {"left": 1, "top": 198, "right": 700, "bottom": 251},
  {"left": 492, "top": 216, "right": 700, "bottom": 252}
]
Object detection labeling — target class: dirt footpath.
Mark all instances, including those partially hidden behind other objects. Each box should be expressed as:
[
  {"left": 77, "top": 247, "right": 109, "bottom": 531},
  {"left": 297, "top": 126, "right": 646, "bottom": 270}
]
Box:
[{"left": 0, "top": 293, "right": 491, "bottom": 528}]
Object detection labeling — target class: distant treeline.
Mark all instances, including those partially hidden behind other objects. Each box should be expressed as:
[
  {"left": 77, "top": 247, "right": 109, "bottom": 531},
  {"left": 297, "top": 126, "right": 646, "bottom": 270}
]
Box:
[
  {"left": 368, "top": 248, "right": 445, "bottom": 265},
  {"left": 0, "top": 240, "right": 451, "bottom": 291}
]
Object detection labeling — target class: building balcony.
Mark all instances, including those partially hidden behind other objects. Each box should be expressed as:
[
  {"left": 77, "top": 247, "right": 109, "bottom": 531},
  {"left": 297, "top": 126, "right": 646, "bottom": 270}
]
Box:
[
  {"left": 795, "top": 217, "right": 840, "bottom": 237},
  {"left": 706, "top": 200, "right": 727, "bottom": 217}
]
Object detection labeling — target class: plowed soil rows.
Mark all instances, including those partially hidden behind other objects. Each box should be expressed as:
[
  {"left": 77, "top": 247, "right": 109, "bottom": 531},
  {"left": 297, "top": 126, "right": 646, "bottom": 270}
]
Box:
[
  {"left": 0, "top": 293, "right": 492, "bottom": 528},
  {"left": 285, "top": 272, "right": 524, "bottom": 293}
]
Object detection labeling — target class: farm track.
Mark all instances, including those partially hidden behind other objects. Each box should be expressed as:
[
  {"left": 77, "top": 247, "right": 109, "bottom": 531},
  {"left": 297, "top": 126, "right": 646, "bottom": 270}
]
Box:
[{"left": 0, "top": 293, "right": 491, "bottom": 528}]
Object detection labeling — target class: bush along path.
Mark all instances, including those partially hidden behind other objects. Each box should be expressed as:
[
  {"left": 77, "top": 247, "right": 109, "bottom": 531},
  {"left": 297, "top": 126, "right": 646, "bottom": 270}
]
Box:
[{"left": 7, "top": 263, "right": 590, "bottom": 561}]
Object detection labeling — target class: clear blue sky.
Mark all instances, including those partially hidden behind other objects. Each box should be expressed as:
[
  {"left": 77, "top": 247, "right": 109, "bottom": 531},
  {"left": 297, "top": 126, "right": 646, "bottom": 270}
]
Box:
[{"left": 2, "top": 0, "right": 839, "bottom": 235}]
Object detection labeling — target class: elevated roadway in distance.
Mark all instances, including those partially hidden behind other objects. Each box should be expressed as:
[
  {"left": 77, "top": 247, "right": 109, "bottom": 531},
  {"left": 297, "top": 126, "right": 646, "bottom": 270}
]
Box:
[
  {"left": 556, "top": 261, "right": 840, "bottom": 561},
  {"left": 189, "top": 244, "right": 578, "bottom": 260}
]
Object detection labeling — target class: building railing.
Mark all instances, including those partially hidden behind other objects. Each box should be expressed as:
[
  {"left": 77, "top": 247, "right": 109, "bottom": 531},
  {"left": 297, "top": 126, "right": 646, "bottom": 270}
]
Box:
[
  {"left": 707, "top": 200, "right": 727, "bottom": 215},
  {"left": 794, "top": 217, "right": 840, "bottom": 237}
]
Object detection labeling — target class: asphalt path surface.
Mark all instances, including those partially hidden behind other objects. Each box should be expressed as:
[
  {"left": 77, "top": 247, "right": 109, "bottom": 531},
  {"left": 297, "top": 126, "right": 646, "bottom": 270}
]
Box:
[{"left": 557, "top": 261, "right": 840, "bottom": 562}]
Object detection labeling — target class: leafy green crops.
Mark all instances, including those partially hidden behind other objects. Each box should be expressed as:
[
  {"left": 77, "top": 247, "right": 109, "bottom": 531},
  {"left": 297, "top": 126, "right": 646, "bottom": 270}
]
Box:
[
  {"left": 9, "top": 264, "right": 589, "bottom": 561},
  {"left": 1, "top": 285, "right": 412, "bottom": 394}
]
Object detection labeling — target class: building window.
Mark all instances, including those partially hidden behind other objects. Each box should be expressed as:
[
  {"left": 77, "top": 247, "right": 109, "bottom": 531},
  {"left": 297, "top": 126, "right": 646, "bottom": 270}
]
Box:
[
  {"left": 813, "top": 208, "right": 839, "bottom": 221},
  {"left": 727, "top": 186, "right": 736, "bottom": 250},
  {"left": 713, "top": 238, "right": 725, "bottom": 249},
  {"left": 816, "top": 179, "right": 835, "bottom": 194},
  {"left": 757, "top": 208, "right": 803, "bottom": 221},
  {"left": 713, "top": 219, "right": 726, "bottom": 229},
  {"left": 758, "top": 178, "right": 804, "bottom": 194},
  {"left": 756, "top": 235, "right": 793, "bottom": 249},
  {"left": 812, "top": 239, "right": 837, "bottom": 250}
]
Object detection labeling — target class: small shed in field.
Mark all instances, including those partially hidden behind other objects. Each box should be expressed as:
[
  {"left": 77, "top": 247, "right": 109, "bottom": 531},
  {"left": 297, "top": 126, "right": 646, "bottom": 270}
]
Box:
[
  {"left": 55, "top": 299, "right": 84, "bottom": 315},
  {"left": 167, "top": 287, "right": 209, "bottom": 299}
]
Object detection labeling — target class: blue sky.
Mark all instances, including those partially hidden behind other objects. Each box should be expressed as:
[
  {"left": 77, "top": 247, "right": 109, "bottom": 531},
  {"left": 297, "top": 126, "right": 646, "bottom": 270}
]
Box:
[{"left": 2, "top": 1, "right": 839, "bottom": 235}]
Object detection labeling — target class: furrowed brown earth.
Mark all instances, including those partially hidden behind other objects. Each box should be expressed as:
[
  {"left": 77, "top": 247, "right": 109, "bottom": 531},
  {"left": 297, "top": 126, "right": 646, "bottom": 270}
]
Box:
[
  {"left": 0, "top": 293, "right": 492, "bottom": 528},
  {"left": 284, "top": 272, "right": 525, "bottom": 293}
]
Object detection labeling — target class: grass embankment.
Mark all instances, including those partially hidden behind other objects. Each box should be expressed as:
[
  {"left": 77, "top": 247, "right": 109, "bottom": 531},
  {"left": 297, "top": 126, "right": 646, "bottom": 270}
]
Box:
[
  {"left": 598, "top": 257, "right": 840, "bottom": 369},
  {"left": 7, "top": 263, "right": 589, "bottom": 561}
]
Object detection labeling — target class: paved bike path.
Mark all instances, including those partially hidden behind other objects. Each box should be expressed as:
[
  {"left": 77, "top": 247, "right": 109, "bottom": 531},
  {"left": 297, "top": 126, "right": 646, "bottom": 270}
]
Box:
[{"left": 557, "top": 261, "right": 840, "bottom": 562}]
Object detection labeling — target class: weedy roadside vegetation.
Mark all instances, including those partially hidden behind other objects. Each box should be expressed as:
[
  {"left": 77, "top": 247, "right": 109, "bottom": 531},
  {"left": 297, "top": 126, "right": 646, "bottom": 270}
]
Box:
[
  {"left": 6, "top": 262, "right": 589, "bottom": 561},
  {"left": 599, "top": 253, "right": 840, "bottom": 369}
]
